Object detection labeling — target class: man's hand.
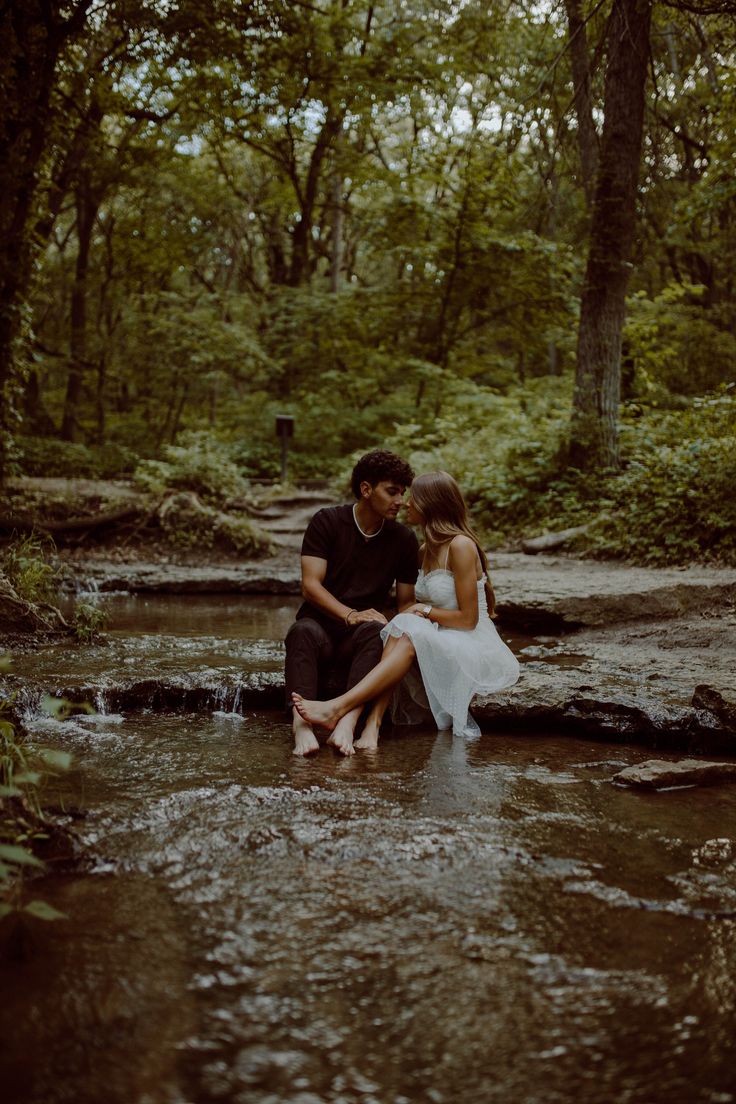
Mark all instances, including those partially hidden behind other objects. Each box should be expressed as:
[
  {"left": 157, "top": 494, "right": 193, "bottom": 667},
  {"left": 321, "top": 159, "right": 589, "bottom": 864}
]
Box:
[{"left": 348, "top": 608, "right": 388, "bottom": 625}]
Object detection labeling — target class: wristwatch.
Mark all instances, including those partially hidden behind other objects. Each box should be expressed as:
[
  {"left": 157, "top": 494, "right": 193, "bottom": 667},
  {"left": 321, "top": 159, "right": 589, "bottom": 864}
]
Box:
[{"left": 423, "top": 605, "right": 432, "bottom": 618}]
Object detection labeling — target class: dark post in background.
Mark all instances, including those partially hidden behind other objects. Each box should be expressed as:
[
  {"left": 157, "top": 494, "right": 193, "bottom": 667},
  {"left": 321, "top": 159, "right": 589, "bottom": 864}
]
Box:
[{"left": 275, "top": 414, "right": 294, "bottom": 483}]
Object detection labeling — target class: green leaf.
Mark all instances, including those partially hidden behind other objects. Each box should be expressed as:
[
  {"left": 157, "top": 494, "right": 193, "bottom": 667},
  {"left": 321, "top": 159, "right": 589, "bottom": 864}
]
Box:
[
  {"left": 0, "top": 903, "right": 13, "bottom": 919},
  {"left": 0, "top": 844, "right": 44, "bottom": 868},
  {"left": 0, "top": 784, "right": 22, "bottom": 797},
  {"left": 23, "top": 900, "right": 67, "bottom": 922},
  {"left": 13, "top": 771, "right": 42, "bottom": 787},
  {"left": 36, "top": 749, "right": 72, "bottom": 771}
]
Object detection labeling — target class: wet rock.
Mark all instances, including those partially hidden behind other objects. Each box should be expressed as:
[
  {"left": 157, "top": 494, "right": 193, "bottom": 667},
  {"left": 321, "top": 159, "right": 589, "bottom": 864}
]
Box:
[
  {"left": 473, "top": 664, "right": 733, "bottom": 752},
  {"left": 692, "top": 839, "right": 734, "bottom": 867},
  {"left": 491, "top": 553, "right": 736, "bottom": 631},
  {"left": 67, "top": 561, "right": 302, "bottom": 596},
  {"left": 613, "top": 758, "right": 736, "bottom": 789},
  {"left": 692, "top": 685, "right": 736, "bottom": 731},
  {"left": 62, "top": 671, "right": 285, "bottom": 714}
]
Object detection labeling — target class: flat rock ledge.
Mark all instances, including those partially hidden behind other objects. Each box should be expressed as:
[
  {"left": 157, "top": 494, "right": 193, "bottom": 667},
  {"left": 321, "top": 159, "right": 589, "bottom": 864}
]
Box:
[
  {"left": 10, "top": 670, "right": 735, "bottom": 755},
  {"left": 67, "top": 552, "right": 736, "bottom": 632},
  {"left": 614, "top": 758, "right": 736, "bottom": 789}
]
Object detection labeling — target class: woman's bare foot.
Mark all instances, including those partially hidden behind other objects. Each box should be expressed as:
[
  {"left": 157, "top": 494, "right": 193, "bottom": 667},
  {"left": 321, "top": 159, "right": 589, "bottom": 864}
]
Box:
[
  {"left": 291, "top": 692, "right": 341, "bottom": 732},
  {"left": 292, "top": 713, "right": 320, "bottom": 757},
  {"left": 327, "top": 725, "right": 355, "bottom": 757},
  {"left": 354, "top": 720, "right": 380, "bottom": 751}
]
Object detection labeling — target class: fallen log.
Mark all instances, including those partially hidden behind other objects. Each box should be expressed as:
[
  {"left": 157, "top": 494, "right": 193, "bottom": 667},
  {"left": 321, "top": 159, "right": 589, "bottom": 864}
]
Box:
[
  {"left": 0, "top": 505, "right": 142, "bottom": 535},
  {"left": 521, "top": 524, "right": 589, "bottom": 555}
]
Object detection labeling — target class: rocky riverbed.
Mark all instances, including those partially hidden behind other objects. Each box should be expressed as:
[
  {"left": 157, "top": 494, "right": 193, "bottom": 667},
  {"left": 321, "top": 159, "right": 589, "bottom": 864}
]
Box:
[
  {"left": 3, "top": 548, "right": 736, "bottom": 1104},
  {"left": 4, "top": 548, "right": 732, "bottom": 755}
]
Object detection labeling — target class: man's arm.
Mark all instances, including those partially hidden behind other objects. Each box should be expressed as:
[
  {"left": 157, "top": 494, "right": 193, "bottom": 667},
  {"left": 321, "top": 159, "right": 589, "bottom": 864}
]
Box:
[
  {"left": 301, "top": 556, "right": 387, "bottom": 625},
  {"left": 396, "top": 581, "right": 416, "bottom": 612}
]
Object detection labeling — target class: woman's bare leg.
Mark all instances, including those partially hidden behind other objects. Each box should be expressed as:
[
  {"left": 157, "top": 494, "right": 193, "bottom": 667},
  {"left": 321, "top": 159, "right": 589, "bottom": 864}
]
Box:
[
  {"left": 292, "top": 634, "right": 416, "bottom": 732},
  {"left": 354, "top": 636, "right": 403, "bottom": 750},
  {"left": 354, "top": 690, "right": 392, "bottom": 750}
]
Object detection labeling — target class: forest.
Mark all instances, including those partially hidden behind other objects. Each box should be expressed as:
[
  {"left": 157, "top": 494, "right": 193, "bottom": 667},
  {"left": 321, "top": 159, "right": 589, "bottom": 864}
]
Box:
[{"left": 1, "top": 0, "right": 735, "bottom": 563}]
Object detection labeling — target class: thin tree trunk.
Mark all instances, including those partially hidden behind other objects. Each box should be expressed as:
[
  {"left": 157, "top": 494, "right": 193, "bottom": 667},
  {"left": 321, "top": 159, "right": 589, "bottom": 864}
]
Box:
[
  {"left": 288, "top": 114, "right": 342, "bottom": 287},
  {"left": 569, "top": 0, "right": 652, "bottom": 472},
  {"left": 61, "top": 170, "right": 98, "bottom": 440},
  {"left": 329, "top": 146, "right": 344, "bottom": 294},
  {"left": 564, "top": 0, "right": 599, "bottom": 209}
]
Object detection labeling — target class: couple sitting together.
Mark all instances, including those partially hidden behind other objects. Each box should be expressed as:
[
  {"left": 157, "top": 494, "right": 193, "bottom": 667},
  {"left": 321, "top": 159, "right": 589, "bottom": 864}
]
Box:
[{"left": 286, "top": 449, "right": 520, "bottom": 756}]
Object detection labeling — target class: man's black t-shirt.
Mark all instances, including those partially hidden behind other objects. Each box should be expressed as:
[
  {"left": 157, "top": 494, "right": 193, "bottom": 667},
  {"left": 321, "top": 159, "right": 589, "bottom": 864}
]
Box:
[{"left": 298, "top": 504, "right": 419, "bottom": 624}]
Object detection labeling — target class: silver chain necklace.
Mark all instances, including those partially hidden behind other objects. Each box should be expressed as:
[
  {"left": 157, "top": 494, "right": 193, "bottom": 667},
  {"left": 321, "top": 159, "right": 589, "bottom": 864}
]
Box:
[{"left": 353, "top": 503, "right": 384, "bottom": 540}]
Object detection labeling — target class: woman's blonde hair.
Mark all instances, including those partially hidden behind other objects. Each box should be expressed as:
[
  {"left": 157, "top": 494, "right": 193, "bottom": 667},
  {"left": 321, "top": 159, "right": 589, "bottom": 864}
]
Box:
[{"left": 411, "top": 471, "right": 496, "bottom": 617}]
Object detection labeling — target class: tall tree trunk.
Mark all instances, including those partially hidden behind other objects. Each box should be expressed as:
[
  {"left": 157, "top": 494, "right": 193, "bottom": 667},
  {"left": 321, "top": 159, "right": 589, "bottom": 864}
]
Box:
[
  {"left": 569, "top": 0, "right": 652, "bottom": 472},
  {"left": 563, "top": 0, "right": 599, "bottom": 209},
  {"left": 61, "top": 170, "right": 98, "bottom": 440},
  {"left": 0, "top": 1, "right": 91, "bottom": 483}
]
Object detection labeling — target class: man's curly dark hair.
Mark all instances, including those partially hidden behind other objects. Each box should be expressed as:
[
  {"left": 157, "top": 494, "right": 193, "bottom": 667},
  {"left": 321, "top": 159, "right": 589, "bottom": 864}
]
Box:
[{"left": 351, "top": 450, "right": 414, "bottom": 499}]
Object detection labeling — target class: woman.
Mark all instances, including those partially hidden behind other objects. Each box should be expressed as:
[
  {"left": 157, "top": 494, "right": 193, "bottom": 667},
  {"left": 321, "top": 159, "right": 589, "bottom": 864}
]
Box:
[{"left": 292, "top": 471, "right": 520, "bottom": 748}]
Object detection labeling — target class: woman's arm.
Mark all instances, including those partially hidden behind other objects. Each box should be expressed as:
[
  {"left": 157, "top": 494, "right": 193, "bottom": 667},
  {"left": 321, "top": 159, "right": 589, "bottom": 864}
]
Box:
[{"left": 405, "top": 536, "right": 479, "bottom": 630}]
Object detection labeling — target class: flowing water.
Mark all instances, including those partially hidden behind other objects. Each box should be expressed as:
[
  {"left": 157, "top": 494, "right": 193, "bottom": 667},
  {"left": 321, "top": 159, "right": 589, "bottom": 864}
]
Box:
[{"left": 2, "top": 597, "right": 735, "bottom": 1104}]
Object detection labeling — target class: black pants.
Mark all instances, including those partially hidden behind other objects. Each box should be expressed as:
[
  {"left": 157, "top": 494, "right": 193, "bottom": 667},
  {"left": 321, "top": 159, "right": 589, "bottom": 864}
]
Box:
[{"left": 284, "top": 617, "right": 384, "bottom": 708}]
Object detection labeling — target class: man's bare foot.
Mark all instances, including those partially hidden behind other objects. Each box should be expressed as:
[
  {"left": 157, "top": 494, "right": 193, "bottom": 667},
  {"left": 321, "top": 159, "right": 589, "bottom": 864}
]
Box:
[
  {"left": 327, "top": 720, "right": 355, "bottom": 757},
  {"left": 291, "top": 692, "right": 341, "bottom": 732},
  {"left": 292, "top": 713, "right": 320, "bottom": 757}
]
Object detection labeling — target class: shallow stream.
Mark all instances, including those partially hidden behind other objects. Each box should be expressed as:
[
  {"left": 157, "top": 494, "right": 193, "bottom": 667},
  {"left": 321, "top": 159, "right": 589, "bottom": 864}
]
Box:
[{"left": 2, "top": 597, "right": 735, "bottom": 1104}]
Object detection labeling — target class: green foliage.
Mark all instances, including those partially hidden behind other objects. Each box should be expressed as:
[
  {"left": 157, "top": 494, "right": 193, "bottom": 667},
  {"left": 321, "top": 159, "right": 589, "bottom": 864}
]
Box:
[
  {"left": 135, "top": 430, "right": 249, "bottom": 503},
  {"left": 384, "top": 380, "right": 736, "bottom": 566},
  {"left": 1, "top": 533, "right": 58, "bottom": 605},
  {"left": 16, "top": 436, "right": 136, "bottom": 479},
  {"left": 1, "top": 0, "right": 734, "bottom": 556},
  {"left": 73, "top": 603, "right": 107, "bottom": 644},
  {"left": 587, "top": 387, "right": 736, "bottom": 564},
  {"left": 158, "top": 491, "right": 273, "bottom": 557},
  {"left": 624, "top": 286, "right": 736, "bottom": 399},
  {"left": 0, "top": 687, "right": 71, "bottom": 923}
]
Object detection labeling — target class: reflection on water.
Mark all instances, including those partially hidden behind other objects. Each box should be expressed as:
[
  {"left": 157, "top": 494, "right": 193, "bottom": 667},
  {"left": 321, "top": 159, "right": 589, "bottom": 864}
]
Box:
[{"left": 2, "top": 713, "right": 735, "bottom": 1104}]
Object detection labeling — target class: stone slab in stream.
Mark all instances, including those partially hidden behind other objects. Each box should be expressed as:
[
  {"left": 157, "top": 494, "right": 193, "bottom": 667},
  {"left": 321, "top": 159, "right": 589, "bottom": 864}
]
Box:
[
  {"left": 614, "top": 758, "right": 736, "bottom": 789},
  {"left": 66, "top": 550, "right": 736, "bottom": 632}
]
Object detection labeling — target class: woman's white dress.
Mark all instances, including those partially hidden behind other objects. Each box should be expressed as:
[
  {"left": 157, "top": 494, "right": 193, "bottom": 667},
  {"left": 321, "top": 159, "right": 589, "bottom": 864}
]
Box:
[{"left": 381, "top": 568, "right": 520, "bottom": 739}]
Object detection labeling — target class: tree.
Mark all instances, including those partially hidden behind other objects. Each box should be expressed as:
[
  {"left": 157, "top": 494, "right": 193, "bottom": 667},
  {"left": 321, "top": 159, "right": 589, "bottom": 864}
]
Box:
[
  {"left": 569, "top": 0, "right": 653, "bottom": 470},
  {"left": 0, "top": 0, "right": 93, "bottom": 482}
]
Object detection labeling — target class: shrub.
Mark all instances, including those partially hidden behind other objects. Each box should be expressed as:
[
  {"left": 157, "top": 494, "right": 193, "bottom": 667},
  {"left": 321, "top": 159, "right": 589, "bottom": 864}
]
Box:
[
  {"left": 15, "top": 436, "right": 136, "bottom": 479},
  {"left": 135, "top": 430, "right": 248, "bottom": 503},
  {"left": 1, "top": 534, "right": 59, "bottom": 605},
  {"left": 588, "top": 435, "right": 736, "bottom": 565},
  {"left": 159, "top": 492, "right": 273, "bottom": 557},
  {"left": 73, "top": 602, "right": 107, "bottom": 644}
]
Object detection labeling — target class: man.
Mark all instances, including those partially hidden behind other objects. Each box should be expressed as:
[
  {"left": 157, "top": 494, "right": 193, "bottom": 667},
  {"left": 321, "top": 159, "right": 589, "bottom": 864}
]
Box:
[{"left": 285, "top": 449, "right": 419, "bottom": 756}]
